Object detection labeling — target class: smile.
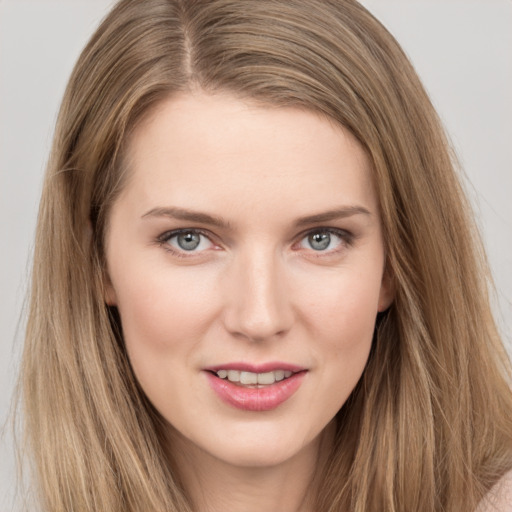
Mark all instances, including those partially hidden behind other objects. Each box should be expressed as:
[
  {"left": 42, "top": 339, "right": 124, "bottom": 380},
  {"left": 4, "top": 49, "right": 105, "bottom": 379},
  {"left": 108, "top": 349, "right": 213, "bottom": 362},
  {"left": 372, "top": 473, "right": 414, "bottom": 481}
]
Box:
[
  {"left": 215, "top": 369, "right": 293, "bottom": 386},
  {"left": 205, "top": 363, "right": 307, "bottom": 411}
]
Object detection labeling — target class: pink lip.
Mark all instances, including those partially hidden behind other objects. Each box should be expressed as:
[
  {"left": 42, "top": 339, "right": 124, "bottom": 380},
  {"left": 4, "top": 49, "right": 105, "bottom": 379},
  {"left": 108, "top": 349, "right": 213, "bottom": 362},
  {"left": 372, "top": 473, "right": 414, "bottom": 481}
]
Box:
[{"left": 204, "top": 365, "right": 307, "bottom": 412}]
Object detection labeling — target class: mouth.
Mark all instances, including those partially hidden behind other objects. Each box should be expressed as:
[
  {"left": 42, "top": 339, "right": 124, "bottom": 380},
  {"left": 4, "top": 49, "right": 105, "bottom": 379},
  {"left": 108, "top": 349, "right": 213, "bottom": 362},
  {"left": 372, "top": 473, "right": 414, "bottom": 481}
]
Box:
[
  {"left": 212, "top": 369, "right": 295, "bottom": 387},
  {"left": 204, "top": 363, "right": 307, "bottom": 411}
]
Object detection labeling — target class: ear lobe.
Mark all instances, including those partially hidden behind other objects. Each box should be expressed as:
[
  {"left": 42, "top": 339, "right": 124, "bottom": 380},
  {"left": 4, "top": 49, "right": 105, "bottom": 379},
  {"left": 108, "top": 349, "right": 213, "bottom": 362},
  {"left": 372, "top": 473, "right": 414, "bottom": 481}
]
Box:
[{"left": 378, "top": 266, "right": 395, "bottom": 312}]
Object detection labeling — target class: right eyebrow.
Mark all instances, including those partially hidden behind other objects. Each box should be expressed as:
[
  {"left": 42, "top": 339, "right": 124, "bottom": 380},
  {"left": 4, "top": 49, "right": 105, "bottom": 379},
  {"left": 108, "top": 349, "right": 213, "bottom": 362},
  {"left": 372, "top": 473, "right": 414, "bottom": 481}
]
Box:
[{"left": 141, "top": 206, "right": 232, "bottom": 230}]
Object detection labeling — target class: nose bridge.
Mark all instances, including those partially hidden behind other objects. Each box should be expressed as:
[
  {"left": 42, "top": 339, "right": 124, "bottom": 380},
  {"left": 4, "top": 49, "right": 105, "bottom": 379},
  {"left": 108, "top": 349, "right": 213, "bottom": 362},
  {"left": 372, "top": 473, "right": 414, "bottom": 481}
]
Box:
[{"left": 223, "top": 244, "right": 292, "bottom": 341}]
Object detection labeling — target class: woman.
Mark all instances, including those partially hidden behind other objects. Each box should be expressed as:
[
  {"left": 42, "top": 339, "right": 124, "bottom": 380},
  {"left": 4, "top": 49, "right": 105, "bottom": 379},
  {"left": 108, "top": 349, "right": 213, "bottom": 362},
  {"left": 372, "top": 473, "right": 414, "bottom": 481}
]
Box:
[{"left": 19, "top": 0, "right": 512, "bottom": 511}]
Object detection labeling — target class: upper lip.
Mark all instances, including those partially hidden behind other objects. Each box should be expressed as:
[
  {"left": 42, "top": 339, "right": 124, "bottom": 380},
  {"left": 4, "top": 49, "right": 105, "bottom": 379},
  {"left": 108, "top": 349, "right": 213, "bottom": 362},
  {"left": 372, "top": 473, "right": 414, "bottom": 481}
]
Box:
[{"left": 204, "top": 362, "right": 306, "bottom": 373}]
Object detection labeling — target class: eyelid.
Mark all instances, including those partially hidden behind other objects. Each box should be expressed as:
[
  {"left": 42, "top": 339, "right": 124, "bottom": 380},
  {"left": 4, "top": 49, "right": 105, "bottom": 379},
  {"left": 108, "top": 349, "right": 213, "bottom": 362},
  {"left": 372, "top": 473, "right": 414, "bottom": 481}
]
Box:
[
  {"left": 293, "top": 226, "right": 355, "bottom": 252},
  {"left": 155, "top": 226, "right": 355, "bottom": 257},
  {"left": 157, "top": 227, "right": 211, "bottom": 242},
  {"left": 297, "top": 226, "right": 354, "bottom": 240},
  {"left": 156, "top": 228, "right": 219, "bottom": 255}
]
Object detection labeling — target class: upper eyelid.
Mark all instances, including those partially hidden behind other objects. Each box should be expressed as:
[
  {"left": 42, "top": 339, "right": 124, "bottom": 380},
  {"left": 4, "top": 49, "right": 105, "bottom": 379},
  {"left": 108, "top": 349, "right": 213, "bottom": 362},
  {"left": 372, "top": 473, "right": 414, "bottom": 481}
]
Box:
[
  {"left": 158, "top": 226, "right": 351, "bottom": 237},
  {"left": 157, "top": 227, "right": 215, "bottom": 242},
  {"left": 156, "top": 226, "right": 353, "bottom": 251},
  {"left": 293, "top": 227, "right": 355, "bottom": 254},
  {"left": 156, "top": 228, "right": 216, "bottom": 254},
  {"left": 295, "top": 226, "right": 353, "bottom": 241}
]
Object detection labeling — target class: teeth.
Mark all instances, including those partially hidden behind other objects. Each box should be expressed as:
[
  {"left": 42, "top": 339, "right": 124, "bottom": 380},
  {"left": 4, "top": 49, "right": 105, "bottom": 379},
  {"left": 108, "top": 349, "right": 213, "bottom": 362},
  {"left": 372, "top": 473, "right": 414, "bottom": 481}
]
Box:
[
  {"left": 216, "top": 369, "right": 295, "bottom": 385},
  {"left": 227, "top": 370, "right": 240, "bottom": 382},
  {"left": 240, "top": 371, "right": 258, "bottom": 385},
  {"left": 257, "top": 372, "right": 275, "bottom": 385}
]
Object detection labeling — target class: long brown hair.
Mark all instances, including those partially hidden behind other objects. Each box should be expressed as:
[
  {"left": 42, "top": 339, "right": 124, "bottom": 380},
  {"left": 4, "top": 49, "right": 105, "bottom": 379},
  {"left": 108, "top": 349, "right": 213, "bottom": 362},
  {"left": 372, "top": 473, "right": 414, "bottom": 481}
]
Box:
[{"left": 19, "top": 1, "right": 512, "bottom": 510}]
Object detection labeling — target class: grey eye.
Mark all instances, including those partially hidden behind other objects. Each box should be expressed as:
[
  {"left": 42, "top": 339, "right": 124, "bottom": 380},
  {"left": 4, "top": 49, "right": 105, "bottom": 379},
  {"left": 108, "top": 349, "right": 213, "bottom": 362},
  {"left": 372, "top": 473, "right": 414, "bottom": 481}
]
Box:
[
  {"left": 176, "top": 232, "right": 202, "bottom": 251},
  {"left": 308, "top": 232, "right": 331, "bottom": 251},
  {"left": 161, "top": 229, "right": 215, "bottom": 254}
]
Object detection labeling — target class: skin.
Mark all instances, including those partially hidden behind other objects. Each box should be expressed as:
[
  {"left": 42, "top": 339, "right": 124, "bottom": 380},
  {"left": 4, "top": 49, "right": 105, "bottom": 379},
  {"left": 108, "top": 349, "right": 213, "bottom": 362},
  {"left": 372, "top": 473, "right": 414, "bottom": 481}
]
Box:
[{"left": 104, "top": 91, "right": 394, "bottom": 512}]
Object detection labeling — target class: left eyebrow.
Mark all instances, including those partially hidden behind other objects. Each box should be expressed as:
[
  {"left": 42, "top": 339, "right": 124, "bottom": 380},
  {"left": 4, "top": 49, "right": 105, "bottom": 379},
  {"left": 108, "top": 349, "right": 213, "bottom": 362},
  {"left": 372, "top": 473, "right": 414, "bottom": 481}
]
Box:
[{"left": 293, "top": 206, "right": 372, "bottom": 228}]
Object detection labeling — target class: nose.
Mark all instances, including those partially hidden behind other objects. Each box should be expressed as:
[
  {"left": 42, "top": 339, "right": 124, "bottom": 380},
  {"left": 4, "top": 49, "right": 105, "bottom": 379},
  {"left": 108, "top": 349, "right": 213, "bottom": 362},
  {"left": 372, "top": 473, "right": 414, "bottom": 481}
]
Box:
[{"left": 222, "top": 249, "right": 294, "bottom": 342}]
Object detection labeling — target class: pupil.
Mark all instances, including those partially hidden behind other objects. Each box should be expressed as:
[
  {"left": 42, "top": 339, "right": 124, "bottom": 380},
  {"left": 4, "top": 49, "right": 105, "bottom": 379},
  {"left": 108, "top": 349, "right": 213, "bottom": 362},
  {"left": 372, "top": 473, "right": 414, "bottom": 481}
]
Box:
[
  {"left": 177, "top": 232, "right": 200, "bottom": 250},
  {"left": 309, "top": 232, "right": 330, "bottom": 251}
]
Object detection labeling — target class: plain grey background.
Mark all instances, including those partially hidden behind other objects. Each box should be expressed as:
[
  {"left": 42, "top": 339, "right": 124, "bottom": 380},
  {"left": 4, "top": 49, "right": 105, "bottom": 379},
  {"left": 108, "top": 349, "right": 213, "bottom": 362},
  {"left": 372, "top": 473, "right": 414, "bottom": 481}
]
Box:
[{"left": 1, "top": 1, "right": 511, "bottom": 508}]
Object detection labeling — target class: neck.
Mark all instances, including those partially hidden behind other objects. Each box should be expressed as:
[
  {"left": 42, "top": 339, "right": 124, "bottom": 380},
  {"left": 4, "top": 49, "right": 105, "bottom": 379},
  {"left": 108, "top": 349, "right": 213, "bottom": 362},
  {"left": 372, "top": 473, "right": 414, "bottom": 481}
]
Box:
[{"left": 165, "top": 422, "right": 335, "bottom": 512}]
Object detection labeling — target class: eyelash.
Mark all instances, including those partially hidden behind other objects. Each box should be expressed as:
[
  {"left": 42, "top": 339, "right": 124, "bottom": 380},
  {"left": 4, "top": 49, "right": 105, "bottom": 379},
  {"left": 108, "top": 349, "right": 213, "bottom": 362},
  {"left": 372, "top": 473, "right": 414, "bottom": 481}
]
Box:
[
  {"left": 156, "top": 227, "right": 355, "bottom": 257},
  {"left": 294, "top": 227, "right": 355, "bottom": 255},
  {"left": 156, "top": 228, "right": 216, "bottom": 258}
]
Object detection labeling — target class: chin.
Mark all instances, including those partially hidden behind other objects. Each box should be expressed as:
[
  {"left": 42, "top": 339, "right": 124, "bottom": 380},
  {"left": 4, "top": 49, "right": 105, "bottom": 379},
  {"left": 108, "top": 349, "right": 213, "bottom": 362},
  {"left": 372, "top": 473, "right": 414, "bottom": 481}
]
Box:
[{"left": 170, "top": 417, "right": 331, "bottom": 471}]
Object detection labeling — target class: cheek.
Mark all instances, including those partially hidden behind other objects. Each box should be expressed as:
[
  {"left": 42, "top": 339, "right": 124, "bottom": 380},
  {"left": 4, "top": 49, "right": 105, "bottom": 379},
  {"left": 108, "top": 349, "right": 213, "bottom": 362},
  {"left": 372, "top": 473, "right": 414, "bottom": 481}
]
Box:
[
  {"left": 303, "top": 264, "right": 382, "bottom": 343},
  {"left": 110, "top": 265, "right": 223, "bottom": 416},
  {"left": 299, "top": 265, "right": 382, "bottom": 401},
  {"left": 322, "top": 292, "right": 376, "bottom": 377},
  {"left": 111, "top": 263, "right": 220, "bottom": 362}
]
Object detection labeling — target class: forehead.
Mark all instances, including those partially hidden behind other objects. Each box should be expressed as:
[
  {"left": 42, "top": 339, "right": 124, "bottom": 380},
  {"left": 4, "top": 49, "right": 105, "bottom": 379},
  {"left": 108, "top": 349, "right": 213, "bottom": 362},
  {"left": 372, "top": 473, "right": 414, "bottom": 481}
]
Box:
[{"left": 119, "top": 91, "right": 377, "bottom": 222}]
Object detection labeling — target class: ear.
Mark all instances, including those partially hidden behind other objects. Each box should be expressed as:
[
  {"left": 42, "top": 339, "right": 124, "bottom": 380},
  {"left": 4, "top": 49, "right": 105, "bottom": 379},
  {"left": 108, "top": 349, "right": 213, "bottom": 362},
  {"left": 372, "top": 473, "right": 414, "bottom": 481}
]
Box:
[
  {"left": 103, "top": 271, "right": 118, "bottom": 306},
  {"left": 378, "top": 264, "right": 395, "bottom": 312},
  {"left": 88, "top": 219, "right": 118, "bottom": 306}
]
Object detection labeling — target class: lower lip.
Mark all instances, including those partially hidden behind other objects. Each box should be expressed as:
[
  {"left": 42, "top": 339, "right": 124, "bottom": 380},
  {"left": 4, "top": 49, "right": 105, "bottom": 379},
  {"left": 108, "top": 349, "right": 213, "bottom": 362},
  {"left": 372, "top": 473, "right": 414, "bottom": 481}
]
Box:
[{"left": 205, "top": 371, "right": 306, "bottom": 412}]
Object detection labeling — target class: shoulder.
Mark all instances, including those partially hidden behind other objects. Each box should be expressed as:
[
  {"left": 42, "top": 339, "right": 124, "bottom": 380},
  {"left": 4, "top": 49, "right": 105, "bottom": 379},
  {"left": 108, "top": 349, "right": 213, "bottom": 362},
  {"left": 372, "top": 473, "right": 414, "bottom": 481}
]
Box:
[{"left": 476, "top": 470, "right": 512, "bottom": 512}]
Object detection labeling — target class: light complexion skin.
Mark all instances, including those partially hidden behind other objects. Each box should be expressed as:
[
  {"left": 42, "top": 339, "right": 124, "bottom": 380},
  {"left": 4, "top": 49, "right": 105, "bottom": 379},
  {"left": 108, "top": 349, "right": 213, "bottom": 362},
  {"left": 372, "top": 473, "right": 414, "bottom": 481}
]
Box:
[{"left": 104, "top": 92, "right": 393, "bottom": 512}]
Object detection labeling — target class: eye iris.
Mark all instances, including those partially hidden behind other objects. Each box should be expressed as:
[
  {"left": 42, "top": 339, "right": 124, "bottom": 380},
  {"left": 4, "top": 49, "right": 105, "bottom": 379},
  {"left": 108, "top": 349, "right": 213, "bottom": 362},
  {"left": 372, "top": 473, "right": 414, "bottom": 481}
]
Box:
[
  {"left": 308, "top": 232, "right": 330, "bottom": 250},
  {"left": 177, "top": 232, "right": 201, "bottom": 250}
]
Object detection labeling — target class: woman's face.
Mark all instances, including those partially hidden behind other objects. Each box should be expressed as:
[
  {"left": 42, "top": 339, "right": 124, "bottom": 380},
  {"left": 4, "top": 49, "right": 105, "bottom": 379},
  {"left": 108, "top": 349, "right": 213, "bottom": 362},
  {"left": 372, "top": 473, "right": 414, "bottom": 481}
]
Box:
[{"left": 105, "top": 92, "right": 393, "bottom": 469}]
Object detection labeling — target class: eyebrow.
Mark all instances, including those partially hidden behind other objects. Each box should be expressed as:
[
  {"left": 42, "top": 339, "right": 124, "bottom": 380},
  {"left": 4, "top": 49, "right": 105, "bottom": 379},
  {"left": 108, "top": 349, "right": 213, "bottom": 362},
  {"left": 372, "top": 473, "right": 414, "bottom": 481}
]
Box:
[
  {"left": 141, "top": 206, "right": 232, "bottom": 229},
  {"left": 293, "top": 206, "right": 371, "bottom": 227},
  {"left": 141, "top": 205, "right": 371, "bottom": 228}
]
